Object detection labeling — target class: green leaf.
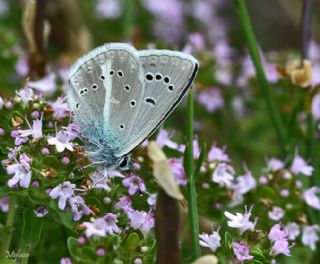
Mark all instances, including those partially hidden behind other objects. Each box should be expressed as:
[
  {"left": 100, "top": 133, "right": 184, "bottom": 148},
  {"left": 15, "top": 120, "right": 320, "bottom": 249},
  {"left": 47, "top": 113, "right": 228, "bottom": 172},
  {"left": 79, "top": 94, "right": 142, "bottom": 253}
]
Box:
[
  {"left": 250, "top": 260, "right": 264, "bottom": 264},
  {"left": 0, "top": 187, "right": 17, "bottom": 198},
  {"left": 147, "top": 238, "right": 156, "bottom": 253},
  {"left": 28, "top": 189, "right": 50, "bottom": 204},
  {"left": 112, "top": 234, "right": 121, "bottom": 248},
  {"left": 259, "top": 186, "right": 277, "bottom": 198},
  {"left": 49, "top": 200, "right": 74, "bottom": 229},
  {"left": 67, "top": 237, "right": 96, "bottom": 263},
  {"left": 224, "top": 231, "right": 233, "bottom": 250},
  {"left": 0, "top": 258, "right": 17, "bottom": 264},
  {"left": 194, "top": 142, "right": 206, "bottom": 181},
  {"left": 125, "top": 232, "right": 140, "bottom": 249},
  {"left": 43, "top": 155, "right": 60, "bottom": 168},
  {"left": 250, "top": 246, "right": 265, "bottom": 261},
  {"left": 21, "top": 207, "right": 44, "bottom": 249},
  {"left": 9, "top": 110, "right": 24, "bottom": 120}
]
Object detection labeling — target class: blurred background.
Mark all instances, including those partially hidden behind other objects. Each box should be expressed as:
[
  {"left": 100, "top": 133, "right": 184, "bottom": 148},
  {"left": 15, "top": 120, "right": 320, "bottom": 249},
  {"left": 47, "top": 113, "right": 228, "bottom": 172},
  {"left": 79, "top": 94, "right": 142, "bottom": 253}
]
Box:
[
  {"left": 1, "top": 2, "right": 320, "bottom": 262},
  {"left": 1, "top": 0, "right": 320, "bottom": 183}
]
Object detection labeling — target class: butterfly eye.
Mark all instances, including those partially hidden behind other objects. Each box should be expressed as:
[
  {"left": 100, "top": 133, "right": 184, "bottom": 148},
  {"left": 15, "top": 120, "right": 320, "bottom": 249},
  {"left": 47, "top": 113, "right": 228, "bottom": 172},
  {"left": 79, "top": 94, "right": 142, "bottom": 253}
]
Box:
[{"left": 118, "top": 155, "right": 131, "bottom": 170}]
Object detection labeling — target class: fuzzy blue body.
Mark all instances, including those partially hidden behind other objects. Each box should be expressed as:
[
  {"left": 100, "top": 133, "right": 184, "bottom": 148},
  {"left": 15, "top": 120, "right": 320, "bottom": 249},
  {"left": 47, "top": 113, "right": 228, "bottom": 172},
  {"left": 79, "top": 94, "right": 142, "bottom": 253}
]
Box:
[{"left": 82, "top": 122, "right": 123, "bottom": 168}]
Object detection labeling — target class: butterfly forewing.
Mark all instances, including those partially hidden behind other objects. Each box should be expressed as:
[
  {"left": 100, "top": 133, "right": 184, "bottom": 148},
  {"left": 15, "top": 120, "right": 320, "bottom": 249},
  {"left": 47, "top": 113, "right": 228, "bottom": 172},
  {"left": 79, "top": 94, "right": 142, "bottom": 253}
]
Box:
[
  {"left": 116, "top": 50, "right": 198, "bottom": 156},
  {"left": 68, "top": 44, "right": 144, "bottom": 143}
]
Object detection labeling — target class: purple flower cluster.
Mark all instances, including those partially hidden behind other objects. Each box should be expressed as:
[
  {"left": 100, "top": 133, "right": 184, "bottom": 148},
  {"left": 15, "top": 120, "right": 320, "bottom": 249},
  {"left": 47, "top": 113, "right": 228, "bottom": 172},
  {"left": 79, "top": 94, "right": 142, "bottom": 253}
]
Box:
[
  {"left": 268, "top": 224, "right": 291, "bottom": 256},
  {"left": 6, "top": 153, "right": 32, "bottom": 188},
  {"left": 82, "top": 213, "right": 121, "bottom": 237},
  {"left": 49, "top": 181, "right": 91, "bottom": 221}
]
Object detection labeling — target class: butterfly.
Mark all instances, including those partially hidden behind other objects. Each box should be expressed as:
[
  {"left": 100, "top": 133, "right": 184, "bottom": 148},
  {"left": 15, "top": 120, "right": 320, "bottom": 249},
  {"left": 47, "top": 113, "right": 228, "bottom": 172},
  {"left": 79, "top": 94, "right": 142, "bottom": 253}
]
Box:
[{"left": 67, "top": 43, "right": 198, "bottom": 171}]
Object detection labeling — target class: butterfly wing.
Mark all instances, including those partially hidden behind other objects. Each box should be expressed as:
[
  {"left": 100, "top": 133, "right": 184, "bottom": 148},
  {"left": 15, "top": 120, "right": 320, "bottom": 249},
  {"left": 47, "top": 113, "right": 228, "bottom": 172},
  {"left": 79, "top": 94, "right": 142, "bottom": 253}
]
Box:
[
  {"left": 116, "top": 49, "right": 199, "bottom": 156},
  {"left": 68, "top": 43, "right": 144, "bottom": 144}
]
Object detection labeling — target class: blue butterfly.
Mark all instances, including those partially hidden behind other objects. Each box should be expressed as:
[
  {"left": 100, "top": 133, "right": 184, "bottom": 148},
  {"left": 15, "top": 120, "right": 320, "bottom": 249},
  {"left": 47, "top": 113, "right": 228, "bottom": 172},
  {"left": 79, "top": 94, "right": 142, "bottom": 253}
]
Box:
[{"left": 68, "top": 43, "right": 198, "bottom": 170}]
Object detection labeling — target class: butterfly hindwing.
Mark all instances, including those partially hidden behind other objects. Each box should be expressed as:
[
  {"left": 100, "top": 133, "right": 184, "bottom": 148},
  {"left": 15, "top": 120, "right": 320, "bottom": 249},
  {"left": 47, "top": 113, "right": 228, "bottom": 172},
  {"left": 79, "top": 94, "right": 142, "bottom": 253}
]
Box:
[{"left": 116, "top": 49, "right": 199, "bottom": 156}]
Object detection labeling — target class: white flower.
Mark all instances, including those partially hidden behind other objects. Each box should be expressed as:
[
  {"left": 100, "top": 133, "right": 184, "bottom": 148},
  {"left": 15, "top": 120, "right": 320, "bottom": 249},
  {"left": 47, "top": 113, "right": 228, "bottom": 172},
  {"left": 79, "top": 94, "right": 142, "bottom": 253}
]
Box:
[
  {"left": 48, "top": 130, "right": 74, "bottom": 152},
  {"left": 224, "top": 206, "right": 257, "bottom": 234},
  {"left": 228, "top": 191, "right": 244, "bottom": 208},
  {"left": 291, "top": 152, "right": 313, "bottom": 176},
  {"left": 28, "top": 73, "right": 56, "bottom": 96},
  {"left": 82, "top": 213, "right": 121, "bottom": 237},
  {"left": 268, "top": 206, "right": 285, "bottom": 221},
  {"left": 49, "top": 181, "right": 75, "bottom": 210},
  {"left": 302, "top": 225, "right": 320, "bottom": 251},
  {"left": 212, "top": 162, "right": 234, "bottom": 187},
  {"left": 285, "top": 222, "right": 300, "bottom": 241},
  {"left": 15, "top": 86, "right": 34, "bottom": 106},
  {"left": 207, "top": 145, "right": 229, "bottom": 162},
  {"left": 199, "top": 230, "right": 221, "bottom": 252},
  {"left": 0, "top": 96, "right": 3, "bottom": 109},
  {"left": 7, "top": 154, "right": 32, "bottom": 188},
  {"left": 127, "top": 210, "right": 155, "bottom": 236},
  {"left": 90, "top": 171, "right": 111, "bottom": 191},
  {"left": 267, "top": 158, "right": 284, "bottom": 171},
  {"left": 232, "top": 170, "right": 256, "bottom": 194},
  {"left": 303, "top": 187, "right": 320, "bottom": 209}
]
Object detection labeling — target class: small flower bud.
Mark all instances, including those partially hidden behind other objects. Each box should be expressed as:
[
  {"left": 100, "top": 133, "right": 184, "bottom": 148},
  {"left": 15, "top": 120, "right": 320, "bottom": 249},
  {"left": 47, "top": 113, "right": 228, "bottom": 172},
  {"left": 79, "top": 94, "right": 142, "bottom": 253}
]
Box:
[
  {"left": 96, "top": 248, "right": 105, "bottom": 256},
  {"left": 5, "top": 101, "right": 13, "bottom": 109},
  {"left": 13, "top": 96, "right": 21, "bottom": 104},
  {"left": 61, "top": 157, "right": 70, "bottom": 164},
  {"left": 31, "top": 111, "right": 40, "bottom": 119},
  {"left": 134, "top": 258, "right": 142, "bottom": 264},
  {"left": 32, "top": 181, "right": 40, "bottom": 188},
  {"left": 78, "top": 236, "right": 86, "bottom": 245},
  {"left": 140, "top": 246, "right": 148, "bottom": 253},
  {"left": 41, "top": 147, "right": 50, "bottom": 155},
  {"left": 103, "top": 197, "right": 111, "bottom": 204}
]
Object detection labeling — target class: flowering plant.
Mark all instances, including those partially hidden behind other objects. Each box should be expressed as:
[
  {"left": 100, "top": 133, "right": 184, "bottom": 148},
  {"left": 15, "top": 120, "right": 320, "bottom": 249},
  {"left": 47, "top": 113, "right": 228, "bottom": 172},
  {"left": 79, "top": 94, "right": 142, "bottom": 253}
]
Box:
[{"left": 1, "top": 0, "right": 320, "bottom": 264}]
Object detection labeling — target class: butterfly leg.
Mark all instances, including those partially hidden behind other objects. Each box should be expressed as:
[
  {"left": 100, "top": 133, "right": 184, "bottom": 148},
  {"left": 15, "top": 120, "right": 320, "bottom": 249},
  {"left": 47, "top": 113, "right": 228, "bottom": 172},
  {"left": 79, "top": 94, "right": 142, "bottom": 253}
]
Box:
[{"left": 82, "top": 160, "right": 105, "bottom": 169}]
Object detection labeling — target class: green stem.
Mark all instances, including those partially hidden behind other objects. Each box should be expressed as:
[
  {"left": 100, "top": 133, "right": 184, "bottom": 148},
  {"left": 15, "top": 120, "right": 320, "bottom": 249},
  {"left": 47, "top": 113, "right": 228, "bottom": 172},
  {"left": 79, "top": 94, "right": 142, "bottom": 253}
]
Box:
[
  {"left": 0, "top": 195, "right": 16, "bottom": 259},
  {"left": 234, "top": 0, "right": 287, "bottom": 155},
  {"left": 186, "top": 91, "right": 201, "bottom": 260},
  {"left": 122, "top": 0, "right": 134, "bottom": 41}
]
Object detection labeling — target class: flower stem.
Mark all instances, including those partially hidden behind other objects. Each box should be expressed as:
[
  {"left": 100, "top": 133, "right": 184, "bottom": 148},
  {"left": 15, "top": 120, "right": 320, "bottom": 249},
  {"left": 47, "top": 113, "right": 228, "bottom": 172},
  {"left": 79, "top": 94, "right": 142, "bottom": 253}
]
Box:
[
  {"left": 0, "top": 195, "right": 16, "bottom": 259},
  {"left": 234, "top": 0, "right": 287, "bottom": 155},
  {"left": 186, "top": 90, "right": 201, "bottom": 260},
  {"left": 122, "top": 0, "right": 134, "bottom": 41},
  {"left": 300, "top": 0, "right": 313, "bottom": 60}
]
